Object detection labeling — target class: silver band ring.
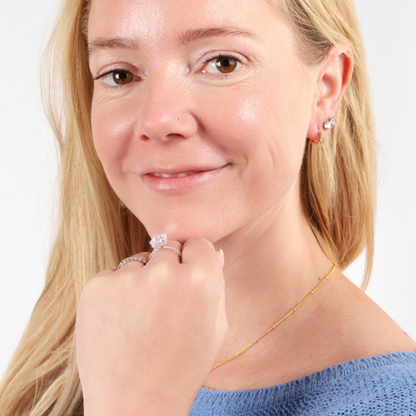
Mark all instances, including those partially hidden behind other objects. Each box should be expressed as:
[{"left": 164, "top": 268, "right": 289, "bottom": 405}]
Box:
[
  {"left": 148, "top": 246, "right": 182, "bottom": 262},
  {"left": 118, "top": 256, "right": 147, "bottom": 269},
  {"left": 161, "top": 246, "right": 182, "bottom": 256}
]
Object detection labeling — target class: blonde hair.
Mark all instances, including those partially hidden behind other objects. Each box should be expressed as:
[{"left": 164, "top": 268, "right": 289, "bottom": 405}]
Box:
[{"left": 0, "top": 0, "right": 376, "bottom": 414}]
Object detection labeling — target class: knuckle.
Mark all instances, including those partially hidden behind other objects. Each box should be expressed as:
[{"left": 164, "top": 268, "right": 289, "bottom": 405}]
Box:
[
  {"left": 186, "top": 266, "right": 218, "bottom": 297},
  {"left": 95, "top": 268, "right": 115, "bottom": 277},
  {"left": 188, "top": 266, "right": 206, "bottom": 284},
  {"left": 184, "top": 237, "right": 211, "bottom": 247},
  {"left": 183, "top": 238, "right": 214, "bottom": 257},
  {"left": 83, "top": 272, "right": 110, "bottom": 293},
  {"left": 147, "top": 261, "right": 172, "bottom": 282},
  {"left": 84, "top": 274, "right": 104, "bottom": 291}
]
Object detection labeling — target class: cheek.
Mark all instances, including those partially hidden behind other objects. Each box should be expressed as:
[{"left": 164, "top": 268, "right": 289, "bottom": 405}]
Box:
[
  {"left": 201, "top": 73, "right": 311, "bottom": 214},
  {"left": 200, "top": 81, "right": 307, "bottom": 183},
  {"left": 91, "top": 98, "right": 135, "bottom": 178},
  {"left": 235, "top": 99, "right": 258, "bottom": 129}
]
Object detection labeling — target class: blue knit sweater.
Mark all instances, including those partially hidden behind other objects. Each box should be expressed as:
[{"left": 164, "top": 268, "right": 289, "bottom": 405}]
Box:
[{"left": 190, "top": 352, "right": 416, "bottom": 415}]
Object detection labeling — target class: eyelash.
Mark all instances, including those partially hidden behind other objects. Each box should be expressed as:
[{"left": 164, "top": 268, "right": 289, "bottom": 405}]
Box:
[
  {"left": 93, "top": 69, "right": 136, "bottom": 82},
  {"left": 93, "top": 52, "right": 244, "bottom": 87}
]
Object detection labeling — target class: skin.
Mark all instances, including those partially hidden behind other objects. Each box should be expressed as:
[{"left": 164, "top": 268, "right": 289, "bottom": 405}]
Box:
[{"left": 76, "top": 0, "right": 416, "bottom": 414}]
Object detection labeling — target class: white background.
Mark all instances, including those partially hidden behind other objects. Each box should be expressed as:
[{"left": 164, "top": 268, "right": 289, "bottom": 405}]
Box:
[{"left": 1, "top": 1, "right": 415, "bottom": 377}]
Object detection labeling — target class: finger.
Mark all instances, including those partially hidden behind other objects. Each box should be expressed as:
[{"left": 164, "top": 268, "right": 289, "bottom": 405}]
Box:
[
  {"left": 181, "top": 238, "right": 222, "bottom": 271},
  {"left": 146, "top": 240, "right": 183, "bottom": 264}
]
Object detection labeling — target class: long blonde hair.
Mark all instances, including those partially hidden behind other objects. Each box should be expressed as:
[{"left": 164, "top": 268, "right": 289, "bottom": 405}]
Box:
[{"left": 0, "top": 0, "right": 376, "bottom": 414}]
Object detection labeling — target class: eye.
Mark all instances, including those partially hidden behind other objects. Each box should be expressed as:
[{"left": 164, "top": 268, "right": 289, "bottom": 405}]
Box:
[
  {"left": 202, "top": 55, "right": 242, "bottom": 75},
  {"left": 95, "top": 69, "right": 136, "bottom": 86}
]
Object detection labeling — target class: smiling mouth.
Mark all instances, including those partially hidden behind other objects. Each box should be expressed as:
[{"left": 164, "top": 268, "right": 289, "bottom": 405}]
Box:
[{"left": 142, "top": 165, "right": 229, "bottom": 192}]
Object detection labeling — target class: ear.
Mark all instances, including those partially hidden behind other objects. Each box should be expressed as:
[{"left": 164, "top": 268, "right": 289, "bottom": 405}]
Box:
[{"left": 307, "top": 43, "right": 354, "bottom": 142}]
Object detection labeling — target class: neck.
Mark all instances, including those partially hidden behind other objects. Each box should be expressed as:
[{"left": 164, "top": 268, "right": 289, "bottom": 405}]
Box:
[{"left": 213, "top": 183, "right": 334, "bottom": 360}]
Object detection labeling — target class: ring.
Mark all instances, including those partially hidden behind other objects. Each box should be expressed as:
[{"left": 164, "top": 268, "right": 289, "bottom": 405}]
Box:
[
  {"left": 118, "top": 256, "right": 147, "bottom": 269},
  {"left": 161, "top": 246, "right": 182, "bottom": 257},
  {"left": 148, "top": 246, "right": 182, "bottom": 261},
  {"left": 147, "top": 233, "right": 182, "bottom": 262},
  {"left": 150, "top": 233, "right": 168, "bottom": 249}
]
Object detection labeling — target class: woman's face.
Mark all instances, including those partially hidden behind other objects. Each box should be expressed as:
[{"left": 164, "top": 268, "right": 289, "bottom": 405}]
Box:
[{"left": 88, "top": 0, "right": 318, "bottom": 243}]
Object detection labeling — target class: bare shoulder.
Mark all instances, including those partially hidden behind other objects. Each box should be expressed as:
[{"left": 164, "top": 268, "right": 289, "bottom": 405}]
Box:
[{"left": 320, "top": 271, "right": 416, "bottom": 358}]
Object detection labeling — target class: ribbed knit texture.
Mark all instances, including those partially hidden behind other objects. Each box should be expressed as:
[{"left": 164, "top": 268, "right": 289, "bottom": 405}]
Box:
[{"left": 190, "top": 352, "right": 416, "bottom": 415}]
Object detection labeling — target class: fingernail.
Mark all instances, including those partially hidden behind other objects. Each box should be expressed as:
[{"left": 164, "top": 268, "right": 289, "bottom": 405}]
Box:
[{"left": 219, "top": 249, "right": 225, "bottom": 269}]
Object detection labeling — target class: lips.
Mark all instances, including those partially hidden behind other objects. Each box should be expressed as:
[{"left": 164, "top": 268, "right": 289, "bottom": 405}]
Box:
[
  {"left": 141, "top": 165, "right": 229, "bottom": 192},
  {"left": 150, "top": 171, "right": 200, "bottom": 178}
]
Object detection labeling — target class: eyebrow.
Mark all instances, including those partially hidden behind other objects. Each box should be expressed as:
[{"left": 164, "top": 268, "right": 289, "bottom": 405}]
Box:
[
  {"left": 179, "top": 26, "right": 257, "bottom": 44},
  {"left": 88, "top": 37, "right": 139, "bottom": 56},
  {"left": 88, "top": 26, "right": 257, "bottom": 56}
]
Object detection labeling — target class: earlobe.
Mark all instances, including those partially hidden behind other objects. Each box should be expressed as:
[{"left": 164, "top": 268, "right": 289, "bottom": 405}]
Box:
[{"left": 309, "top": 116, "right": 337, "bottom": 146}]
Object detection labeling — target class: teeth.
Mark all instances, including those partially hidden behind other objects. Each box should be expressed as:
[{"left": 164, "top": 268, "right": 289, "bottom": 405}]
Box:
[{"left": 153, "top": 172, "right": 195, "bottom": 178}]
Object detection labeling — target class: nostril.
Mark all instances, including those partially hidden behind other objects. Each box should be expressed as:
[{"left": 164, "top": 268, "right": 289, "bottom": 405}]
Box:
[{"left": 138, "top": 111, "right": 198, "bottom": 143}]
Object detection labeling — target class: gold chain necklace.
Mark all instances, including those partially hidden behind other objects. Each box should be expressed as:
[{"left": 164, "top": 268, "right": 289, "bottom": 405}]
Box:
[{"left": 211, "top": 263, "right": 336, "bottom": 371}]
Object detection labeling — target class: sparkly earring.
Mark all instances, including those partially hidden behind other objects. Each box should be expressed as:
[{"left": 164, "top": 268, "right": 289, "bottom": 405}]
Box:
[
  {"left": 310, "top": 130, "right": 325, "bottom": 146},
  {"left": 324, "top": 116, "right": 336, "bottom": 131},
  {"left": 309, "top": 116, "right": 336, "bottom": 146},
  {"left": 120, "top": 201, "right": 127, "bottom": 209}
]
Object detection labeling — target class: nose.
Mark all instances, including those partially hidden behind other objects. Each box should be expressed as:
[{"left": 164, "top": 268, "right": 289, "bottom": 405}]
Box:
[{"left": 136, "top": 75, "right": 198, "bottom": 143}]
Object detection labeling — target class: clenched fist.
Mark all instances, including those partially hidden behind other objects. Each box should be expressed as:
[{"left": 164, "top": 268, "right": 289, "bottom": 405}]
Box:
[{"left": 76, "top": 238, "right": 227, "bottom": 416}]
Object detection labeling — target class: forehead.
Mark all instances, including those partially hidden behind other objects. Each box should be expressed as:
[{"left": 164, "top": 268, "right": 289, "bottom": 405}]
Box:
[{"left": 88, "top": 0, "right": 283, "bottom": 44}]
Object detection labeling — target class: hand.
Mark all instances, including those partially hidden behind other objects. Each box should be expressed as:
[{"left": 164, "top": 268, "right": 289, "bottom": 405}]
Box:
[{"left": 76, "top": 238, "right": 227, "bottom": 416}]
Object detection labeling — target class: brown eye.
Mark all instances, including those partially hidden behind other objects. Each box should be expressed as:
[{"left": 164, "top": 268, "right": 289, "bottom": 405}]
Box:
[
  {"left": 112, "top": 70, "right": 133, "bottom": 85},
  {"left": 215, "top": 57, "right": 238, "bottom": 73}
]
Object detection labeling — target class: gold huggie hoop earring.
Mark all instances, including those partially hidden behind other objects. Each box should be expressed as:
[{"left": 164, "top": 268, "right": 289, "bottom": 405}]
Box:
[{"left": 310, "top": 130, "right": 324, "bottom": 146}]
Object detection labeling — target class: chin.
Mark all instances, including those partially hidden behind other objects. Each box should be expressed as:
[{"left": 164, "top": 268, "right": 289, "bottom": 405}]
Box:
[{"left": 143, "top": 218, "right": 222, "bottom": 245}]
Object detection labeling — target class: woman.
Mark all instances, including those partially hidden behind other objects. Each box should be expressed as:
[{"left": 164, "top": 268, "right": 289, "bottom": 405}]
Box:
[{"left": 1, "top": 0, "right": 415, "bottom": 414}]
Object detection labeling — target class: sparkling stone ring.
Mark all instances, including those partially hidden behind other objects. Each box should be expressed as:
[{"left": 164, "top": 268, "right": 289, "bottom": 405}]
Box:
[
  {"left": 147, "top": 233, "right": 182, "bottom": 262},
  {"left": 150, "top": 233, "right": 168, "bottom": 249},
  {"left": 118, "top": 256, "right": 147, "bottom": 269}
]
